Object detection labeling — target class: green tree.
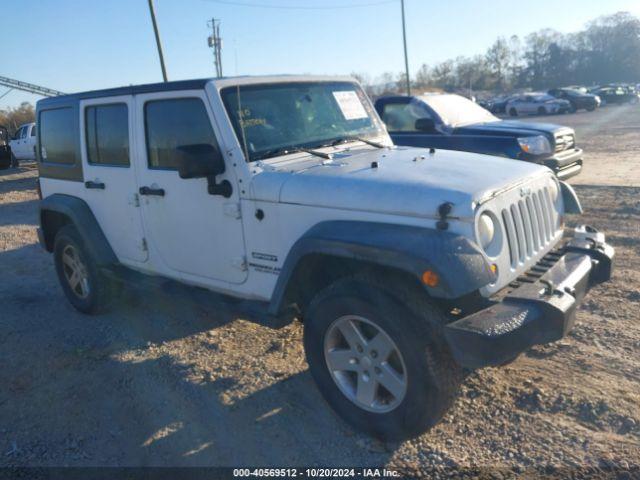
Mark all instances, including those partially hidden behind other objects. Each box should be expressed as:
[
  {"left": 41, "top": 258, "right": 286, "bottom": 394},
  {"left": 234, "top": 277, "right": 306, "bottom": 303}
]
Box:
[{"left": 0, "top": 102, "right": 35, "bottom": 136}]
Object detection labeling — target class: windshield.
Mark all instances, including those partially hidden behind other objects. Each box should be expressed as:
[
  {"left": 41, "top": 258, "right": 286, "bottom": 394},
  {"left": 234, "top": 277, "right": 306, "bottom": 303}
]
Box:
[
  {"left": 221, "top": 81, "right": 384, "bottom": 162},
  {"left": 419, "top": 94, "right": 498, "bottom": 127}
]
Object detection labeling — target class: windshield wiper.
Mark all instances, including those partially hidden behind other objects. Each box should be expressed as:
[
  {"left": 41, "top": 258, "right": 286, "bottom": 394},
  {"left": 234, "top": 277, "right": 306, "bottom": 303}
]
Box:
[
  {"left": 256, "top": 146, "right": 332, "bottom": 161},
  {"left": 328, "top": 136, "right": 386, "bottom": 149}
]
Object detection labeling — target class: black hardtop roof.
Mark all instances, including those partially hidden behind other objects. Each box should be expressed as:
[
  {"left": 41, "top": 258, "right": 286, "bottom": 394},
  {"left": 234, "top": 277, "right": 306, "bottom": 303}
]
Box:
[{"left": 37, "top": 78, "right": 217, "bottom": 108}]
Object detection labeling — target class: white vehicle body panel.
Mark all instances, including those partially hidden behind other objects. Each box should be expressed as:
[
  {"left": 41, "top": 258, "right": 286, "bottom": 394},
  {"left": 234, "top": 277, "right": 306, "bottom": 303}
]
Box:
[
  {"left": 132, "top": 89, "right": 248, "bottom": 285},
  {"left": 79, "top": 96, "right": 148, "bottom": 263}
]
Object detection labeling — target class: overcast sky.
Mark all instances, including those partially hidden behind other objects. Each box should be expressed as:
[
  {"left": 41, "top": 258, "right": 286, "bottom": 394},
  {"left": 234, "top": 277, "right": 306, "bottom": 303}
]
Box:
[{"left": 2, "top": 0, "right": 639, "bottom": 109}]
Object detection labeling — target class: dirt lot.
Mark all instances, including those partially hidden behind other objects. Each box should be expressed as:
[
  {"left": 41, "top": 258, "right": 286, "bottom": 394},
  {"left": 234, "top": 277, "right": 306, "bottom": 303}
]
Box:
[{"left": 1, "top": 104, "right": 639, "bottom": 474}]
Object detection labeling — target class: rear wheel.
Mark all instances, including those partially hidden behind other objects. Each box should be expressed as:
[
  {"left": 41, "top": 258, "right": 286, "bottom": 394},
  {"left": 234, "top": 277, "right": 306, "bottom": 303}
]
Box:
[
  {"left": 303, "top": 275, "right": 462, "bottom": 440},
  {"left": 509, "top": 107, "right": 518, "bottom": 117},
  {"left": 53, "top": 225, "right": 118, "bottom": 314},
  {"left": 537, "top": 106, "right": 547, "bottom": 115}
]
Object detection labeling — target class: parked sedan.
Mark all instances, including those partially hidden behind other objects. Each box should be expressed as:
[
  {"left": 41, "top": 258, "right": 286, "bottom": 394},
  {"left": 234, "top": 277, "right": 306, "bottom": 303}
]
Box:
[
  {"left": 482, "top": 95, "right": 514, "bottom": 114},
  {"left": 506, "top": 94, "right": 571, "bottom": 116},
  {"left": 589, "top": 85, "right": 640, "bottom": 105},
  {"left": 374, "top": 93, "right": 583, "bottom": 180},
  {"left": 548, "top": 88, "right": 600, "bottom": 112}
]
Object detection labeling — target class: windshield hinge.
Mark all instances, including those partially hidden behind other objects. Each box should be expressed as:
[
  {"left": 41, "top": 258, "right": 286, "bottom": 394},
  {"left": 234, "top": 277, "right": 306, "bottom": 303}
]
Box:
[{"left": 223, "top": 202, "right": 242, "bottom": 219}]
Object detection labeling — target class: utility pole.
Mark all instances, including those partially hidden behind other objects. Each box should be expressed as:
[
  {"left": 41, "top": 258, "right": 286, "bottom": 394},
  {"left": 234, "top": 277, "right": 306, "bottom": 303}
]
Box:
[
  {"left": 400, "top": 0, "right": 411, "bottom": 95},
  {"left": 207, "top": 18, "right": 223, "bottom": 78},
  {"left": 148, "top": 0, "right": 168, "bottom": 82}
]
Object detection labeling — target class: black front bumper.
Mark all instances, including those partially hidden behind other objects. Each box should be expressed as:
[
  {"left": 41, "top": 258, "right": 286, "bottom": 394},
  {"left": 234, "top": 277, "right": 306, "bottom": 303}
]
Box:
[
  {"left": 444, "top": 227, "right": 614, "bottom": 369},
  {"left": 544, "top": 148, "right": 583, "bottom": 180}
]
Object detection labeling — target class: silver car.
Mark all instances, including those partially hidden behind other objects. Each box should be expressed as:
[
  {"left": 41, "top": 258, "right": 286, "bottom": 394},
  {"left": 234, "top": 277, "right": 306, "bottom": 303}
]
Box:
[{"left": 506, "top": 93, "right": 571, "bottom": 116}]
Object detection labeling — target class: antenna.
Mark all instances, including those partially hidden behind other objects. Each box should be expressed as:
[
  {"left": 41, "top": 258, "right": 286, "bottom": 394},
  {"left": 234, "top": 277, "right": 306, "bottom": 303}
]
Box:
[{"left": 207, "top": 18, "right": 223, "bottom": 78}]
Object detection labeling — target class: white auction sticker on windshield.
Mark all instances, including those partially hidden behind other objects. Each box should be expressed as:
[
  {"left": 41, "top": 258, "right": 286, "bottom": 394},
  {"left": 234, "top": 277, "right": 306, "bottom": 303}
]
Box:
[{"left": 333, "top": 91, "right": 368, "bottom": 120}]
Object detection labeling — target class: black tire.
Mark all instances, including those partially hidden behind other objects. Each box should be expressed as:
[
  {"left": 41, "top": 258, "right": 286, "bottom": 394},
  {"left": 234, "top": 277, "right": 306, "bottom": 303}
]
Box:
[
  {"left": 537, "top": 106, "right": 547, "bottom": 115},
  {"left": 586, "top": 105, "right": 596, "bottom": 112},
  {"left": 569, "top": 103, "right": 578, "bottom": 114},
  {"left": 10, "top": 152, "right": 19, "bottom": 168},
  {"left": 53, "top": 224, "right": 117, "bottom": 314},
  {"left": 303, "top": 275, "right": 462, "bottom": 440},
  {"left": 509, "top": 107, "right": 518, "bottom": 117}
]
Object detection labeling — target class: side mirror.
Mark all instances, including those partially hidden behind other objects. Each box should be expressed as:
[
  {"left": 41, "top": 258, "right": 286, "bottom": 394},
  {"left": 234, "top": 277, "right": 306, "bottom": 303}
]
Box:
[
  {"left": 176, "top": 143, "right": 232, "bottom": 198},
  {"left": 177, "top": 144, "right": 225, "bottom": 179},
  {"left": 415, "top": 118, "right": 436, "bottom": 132}
]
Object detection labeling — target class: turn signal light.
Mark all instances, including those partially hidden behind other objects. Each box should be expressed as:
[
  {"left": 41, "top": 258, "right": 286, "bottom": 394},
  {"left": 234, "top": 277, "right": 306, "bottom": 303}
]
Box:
[
  {"left": 421, "top": 270, "right": 439, "bottom": 287},
  {"left": 490, "top": 263, "right": 498, "bottom": 275}
]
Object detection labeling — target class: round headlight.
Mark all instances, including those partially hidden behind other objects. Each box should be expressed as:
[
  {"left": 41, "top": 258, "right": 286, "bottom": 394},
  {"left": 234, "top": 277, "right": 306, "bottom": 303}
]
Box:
[{"left": 478, "top": 213, "right": 495, "bottom": 249}]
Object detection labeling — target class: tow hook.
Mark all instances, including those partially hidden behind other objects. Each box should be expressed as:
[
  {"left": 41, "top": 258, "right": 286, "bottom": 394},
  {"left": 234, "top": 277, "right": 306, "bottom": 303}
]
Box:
[{"left": 540, "top": 279, "right": 564, "bottom": 296}]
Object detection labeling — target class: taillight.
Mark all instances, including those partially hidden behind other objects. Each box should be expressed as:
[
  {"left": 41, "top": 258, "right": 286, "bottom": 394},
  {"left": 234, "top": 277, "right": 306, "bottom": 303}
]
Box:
[{"left": 36, "top": 178, "right": 42, "bottom": 200}]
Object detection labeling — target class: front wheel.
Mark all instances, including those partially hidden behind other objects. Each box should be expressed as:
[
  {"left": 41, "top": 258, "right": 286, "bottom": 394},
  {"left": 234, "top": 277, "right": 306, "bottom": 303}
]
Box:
[
  {"left": 303, "top": 276, "right": 462, "bottom": 440},
  {"left": 10, "top": 152, "right": 19, "bottom": 168},
  {"left": 537, "top": 106, "right": 547, "bottom": 115},
  {"left": 509, "top": 107, "right": 518, "bottom": 117}
]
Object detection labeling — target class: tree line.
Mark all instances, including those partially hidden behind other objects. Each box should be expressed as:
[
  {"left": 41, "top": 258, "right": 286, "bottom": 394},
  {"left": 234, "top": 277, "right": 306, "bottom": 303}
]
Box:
[
  {"left": 0, "top": 102, "right": 35, "bottom": 136},
  {"left": 354, "top": 11, "right": 640, "bottom": 96}
]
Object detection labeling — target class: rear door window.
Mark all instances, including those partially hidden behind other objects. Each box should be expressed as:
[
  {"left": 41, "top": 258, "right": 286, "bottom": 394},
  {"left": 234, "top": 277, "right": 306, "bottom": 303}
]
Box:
[{"left": 85, "top": 104, "right": 130, "bottom": 166}]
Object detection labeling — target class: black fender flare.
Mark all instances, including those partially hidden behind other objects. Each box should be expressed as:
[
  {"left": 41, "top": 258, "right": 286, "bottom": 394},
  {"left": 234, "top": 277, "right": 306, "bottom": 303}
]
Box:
[
  {"left": 39, "top": 194, "right": 118, "bottom": 266},
  {"left": 268, "top": 221, "right": 495, "bottom": 315}
]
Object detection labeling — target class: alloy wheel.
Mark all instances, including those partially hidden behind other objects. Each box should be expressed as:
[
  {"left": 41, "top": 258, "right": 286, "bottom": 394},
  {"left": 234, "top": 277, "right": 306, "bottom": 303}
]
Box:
[
  {"left": 61, "top": 244, "right": 91, "bottom": 299},
  {"left": 323, "top": 315, "right": 408, "bottom": 413}
]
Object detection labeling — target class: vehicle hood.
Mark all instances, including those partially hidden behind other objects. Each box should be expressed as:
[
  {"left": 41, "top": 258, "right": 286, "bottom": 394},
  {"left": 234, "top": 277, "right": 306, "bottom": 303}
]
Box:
[
  {"left": 456, "top": 120, "right": 572, "bottom": 138},
  {"left": 250, "top": 146, "right": 550, "bottom": 220}
]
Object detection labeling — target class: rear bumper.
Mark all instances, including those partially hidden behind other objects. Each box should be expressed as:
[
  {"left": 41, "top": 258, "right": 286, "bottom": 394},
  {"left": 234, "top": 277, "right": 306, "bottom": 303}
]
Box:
[
  {"left": 544, "top": 148, "right": 583, "bottom": 180},
  {"left": 444, "top": 226, "right": 614, "bottom": 369}
]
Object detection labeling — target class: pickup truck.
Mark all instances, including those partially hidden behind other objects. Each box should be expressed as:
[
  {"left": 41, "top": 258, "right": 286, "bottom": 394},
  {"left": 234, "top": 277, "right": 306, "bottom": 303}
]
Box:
[
  {"left": 9, "top": 122, "right": 37, "bottom": 165},
  {"left": 375, "top": 94, "right": 583, "bottom": 180}
]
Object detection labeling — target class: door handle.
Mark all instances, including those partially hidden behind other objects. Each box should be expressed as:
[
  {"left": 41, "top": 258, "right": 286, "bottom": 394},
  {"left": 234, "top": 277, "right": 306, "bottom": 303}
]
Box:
[
  {"left": 85, "top": 181, "right": 105, "bottom": 190},
  {"left": 139, "top": 186, "right": 165, "bottom": 196}
]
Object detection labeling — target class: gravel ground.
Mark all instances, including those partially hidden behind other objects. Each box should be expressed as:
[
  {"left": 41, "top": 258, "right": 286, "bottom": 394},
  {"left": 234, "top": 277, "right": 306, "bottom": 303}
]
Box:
[{"left": 0, "top": 104, "right": 639, "bottom": 475}]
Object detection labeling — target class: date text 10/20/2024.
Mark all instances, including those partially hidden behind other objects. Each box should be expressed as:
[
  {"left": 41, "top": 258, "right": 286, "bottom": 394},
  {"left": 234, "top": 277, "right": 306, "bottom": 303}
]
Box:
[{"left": 233, "top": 468, "right": 401, "bottom": 478}]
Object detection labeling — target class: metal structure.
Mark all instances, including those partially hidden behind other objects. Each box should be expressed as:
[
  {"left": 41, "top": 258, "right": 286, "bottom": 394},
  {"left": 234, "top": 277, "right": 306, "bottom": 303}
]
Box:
[
  {"left": 0, "top": 75, "right": 66, "bottom": 97},
  {"left": 207, "top": 18, "right": 223, "bottom": 78}
]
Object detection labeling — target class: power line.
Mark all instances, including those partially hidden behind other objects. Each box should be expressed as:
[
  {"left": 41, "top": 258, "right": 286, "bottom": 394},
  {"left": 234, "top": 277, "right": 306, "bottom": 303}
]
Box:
[{"left": 202, "top": 0, "right": 397, "bottom": 10}]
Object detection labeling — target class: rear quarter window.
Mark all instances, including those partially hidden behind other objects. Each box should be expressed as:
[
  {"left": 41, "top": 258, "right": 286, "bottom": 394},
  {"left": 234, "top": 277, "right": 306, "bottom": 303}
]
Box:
[{"left": 39, "top": 108, "right": 76, "bottom": 165}]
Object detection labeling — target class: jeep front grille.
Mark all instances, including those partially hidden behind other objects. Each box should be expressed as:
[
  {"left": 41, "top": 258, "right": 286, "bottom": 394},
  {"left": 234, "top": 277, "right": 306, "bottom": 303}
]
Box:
[
  {"left": 501, "top": 186, "right": 559, "bottom": 267},
  {"left": 554, "top": 133, "right": 575, "bottom": 153}
]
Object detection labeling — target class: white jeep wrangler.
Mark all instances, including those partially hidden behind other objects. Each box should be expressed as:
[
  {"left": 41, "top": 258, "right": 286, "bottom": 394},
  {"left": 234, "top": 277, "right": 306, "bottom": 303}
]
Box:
[{"left": 36, "top": 76, "right": 614, "bottom": 440}]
